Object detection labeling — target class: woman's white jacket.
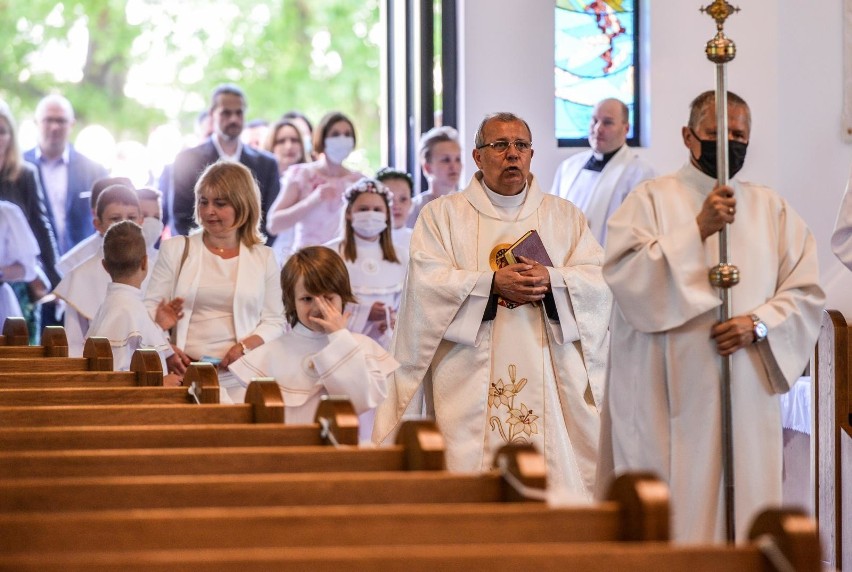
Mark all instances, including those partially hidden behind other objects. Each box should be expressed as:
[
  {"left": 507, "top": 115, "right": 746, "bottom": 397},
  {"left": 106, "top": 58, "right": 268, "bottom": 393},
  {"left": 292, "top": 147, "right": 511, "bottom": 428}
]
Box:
[{"left": 144, "top": 232, "right": 285, "bottom": 350}]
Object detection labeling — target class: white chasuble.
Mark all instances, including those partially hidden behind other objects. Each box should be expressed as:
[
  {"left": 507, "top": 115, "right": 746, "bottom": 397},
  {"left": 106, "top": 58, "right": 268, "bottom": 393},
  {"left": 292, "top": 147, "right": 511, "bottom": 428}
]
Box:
[
  {"left": 375, "top": 172, "right": 611, "bottom": 500},
  {"left": 477, "top": 215, "right": 588, "bottom": 497}
]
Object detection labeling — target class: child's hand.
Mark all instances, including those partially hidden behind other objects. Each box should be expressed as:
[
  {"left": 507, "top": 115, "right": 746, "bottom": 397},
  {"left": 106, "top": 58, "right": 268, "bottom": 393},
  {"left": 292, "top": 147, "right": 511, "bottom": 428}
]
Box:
[
  {"left": 167, "top": 346, "right": 191, "bottom": 375},
  {"left": 155, "top": 299, "right": 182, "bottom": 330},
  {"left": 309, "top": 296, "right": 349, "bottom": 334},
  {"left": 368, "top": 301, "right": 387, "bottom": 322},
  {"left": 163, "top": 373, "right": 183, "bottom": 387}
]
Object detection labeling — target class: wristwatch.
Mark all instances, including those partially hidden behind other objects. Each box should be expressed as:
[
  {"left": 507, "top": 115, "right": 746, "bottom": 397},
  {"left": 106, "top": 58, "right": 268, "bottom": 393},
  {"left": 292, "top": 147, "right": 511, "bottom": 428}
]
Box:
[{"left": 751, "top": 314, "right": 767, "bottom": 344}]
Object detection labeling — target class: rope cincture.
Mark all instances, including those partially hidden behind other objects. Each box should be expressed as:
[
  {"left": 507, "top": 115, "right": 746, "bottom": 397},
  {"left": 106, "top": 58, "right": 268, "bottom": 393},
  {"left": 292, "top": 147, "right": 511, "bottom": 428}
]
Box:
[
  {"left": 187, "top": 381, "right": 201, "bottom": 405},
  {"left": 496, "top": 455, "right": 548, "bottom": 502},
  {"left": 318, "top": 416, "right": 341, "bottom": 448},
  {"left": 754, "top": 535, "right": 796, "bottom": 572}
]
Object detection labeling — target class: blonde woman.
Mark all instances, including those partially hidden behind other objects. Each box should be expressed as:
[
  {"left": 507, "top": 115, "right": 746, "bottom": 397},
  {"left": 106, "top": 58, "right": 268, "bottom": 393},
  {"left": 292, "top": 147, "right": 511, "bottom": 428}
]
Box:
[{"left": 145, "top": 161, "right": 285, "bottom": 403}]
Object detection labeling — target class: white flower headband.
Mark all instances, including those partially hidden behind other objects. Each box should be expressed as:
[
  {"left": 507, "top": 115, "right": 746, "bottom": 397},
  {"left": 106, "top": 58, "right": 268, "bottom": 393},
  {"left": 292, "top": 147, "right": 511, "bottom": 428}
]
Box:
[{"left": 343, "top": 177, "right": 393, "bottom": 206}]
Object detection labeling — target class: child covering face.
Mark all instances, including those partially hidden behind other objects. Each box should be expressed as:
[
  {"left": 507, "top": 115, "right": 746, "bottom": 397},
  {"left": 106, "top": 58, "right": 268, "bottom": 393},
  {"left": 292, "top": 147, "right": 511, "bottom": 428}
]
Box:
[{"left": 228, "top": 246, "right": 399, "bottom": 442}]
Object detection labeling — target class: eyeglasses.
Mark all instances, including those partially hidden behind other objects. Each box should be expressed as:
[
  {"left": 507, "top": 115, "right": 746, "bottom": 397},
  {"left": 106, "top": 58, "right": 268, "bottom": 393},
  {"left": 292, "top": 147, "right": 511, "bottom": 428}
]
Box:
[{"left": 476, "top": 140, "right": 533, "bottom": 154}]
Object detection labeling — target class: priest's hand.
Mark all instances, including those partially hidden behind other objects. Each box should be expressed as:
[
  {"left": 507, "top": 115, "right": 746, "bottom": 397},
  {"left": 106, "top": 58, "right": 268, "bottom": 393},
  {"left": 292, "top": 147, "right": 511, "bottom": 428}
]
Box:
[
  {"left": 517, "top": 256, "right": 551, "bottom": 290},
  {"left": 697, "top": 184, "right": 737, "bottom": 241},
  {"left": 710, "top": 315, "right": 754, "bottom": 356},
  {"left": 494, "top": 262, "right": 548, "bottom": 304}
]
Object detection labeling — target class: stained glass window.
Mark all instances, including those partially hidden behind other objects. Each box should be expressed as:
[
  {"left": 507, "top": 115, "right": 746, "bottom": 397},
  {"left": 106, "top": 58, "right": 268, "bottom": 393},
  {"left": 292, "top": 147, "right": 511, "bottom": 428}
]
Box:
[{"left": 555, "top": 0, "right": 642, "bottom": 146}]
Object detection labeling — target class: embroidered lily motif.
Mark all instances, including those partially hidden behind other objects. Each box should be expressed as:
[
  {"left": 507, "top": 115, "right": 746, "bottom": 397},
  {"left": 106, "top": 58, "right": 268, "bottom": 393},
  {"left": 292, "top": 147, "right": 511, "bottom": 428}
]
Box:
[
  {"left": 508, "top": 403, "right": 539, "bottom": 438},
  {"left": 488, "top": 364, "right": 534, "bottom": 444}
]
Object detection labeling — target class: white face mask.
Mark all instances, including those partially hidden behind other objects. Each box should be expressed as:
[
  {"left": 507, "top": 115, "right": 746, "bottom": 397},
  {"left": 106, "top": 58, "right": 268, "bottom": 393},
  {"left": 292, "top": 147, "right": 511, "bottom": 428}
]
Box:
[
  {"left": 350, "top": 211, "right": 387, "bottom": 239},
  {"left": 141, "top": 216, "right": 164, "bottom": 249},
  {"left": 324, "top": 135, "right": 354, "bottom": 165}
]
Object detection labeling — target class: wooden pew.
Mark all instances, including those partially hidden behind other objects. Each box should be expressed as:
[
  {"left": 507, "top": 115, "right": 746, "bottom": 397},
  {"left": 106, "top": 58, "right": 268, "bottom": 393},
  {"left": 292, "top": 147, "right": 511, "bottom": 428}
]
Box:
[
  {"left": 0, "top": 420, "right": 445, "bottom": 479},
  {"left": 0, "top": 319, "right": 68, "bottom": 357},
  {"left": 0, "top": 471, "right": 667, "bottom": 553},
  {"left": 0, "top": 505, "right": 821, "bottom": 571},
  {"left": 0, "top": 336, "right": 111, "bottom": 372},
  {"left": 0, "top": 444, "right": 545, "bottom": 514},
  {"left": 0, "top": 355, "right": 220, "bottom": 407},
  {"left": 0, "top": 317, "right": 30, "bottom": 346},
  {"left": 814, "top": 308, "right": 852, "bottom": 571},
  {"left": 0, "top": 377, "right": 282, "bottom": 428},
  {"left": 0, "top": 396, "right": 357, "bottom": 451},
  {"left": 0, "top": 345, "right": 162, "bottom": 389}
]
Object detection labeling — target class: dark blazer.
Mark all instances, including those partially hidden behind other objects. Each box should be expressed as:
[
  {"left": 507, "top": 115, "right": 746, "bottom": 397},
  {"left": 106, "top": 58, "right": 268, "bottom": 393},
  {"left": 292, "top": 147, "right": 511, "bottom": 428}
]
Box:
[
  {"left": 0, "top": 162, "right": 62, "bottom": 288},
  {"left": 171, "top": 140, "right": 280, "bottom": 243},
  {"left": 24, "top": 145, "right": 108, "bottom": 254}
]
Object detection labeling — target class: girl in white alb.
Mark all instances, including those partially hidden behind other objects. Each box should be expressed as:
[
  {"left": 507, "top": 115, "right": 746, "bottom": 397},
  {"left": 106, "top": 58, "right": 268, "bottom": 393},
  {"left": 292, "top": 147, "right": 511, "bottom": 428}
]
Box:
[
  {"left": 325, "top": 177, "right": 408, "bottom": 349},
  {"left": 229, "top": 246, "right": 398, "bottom": 442}
]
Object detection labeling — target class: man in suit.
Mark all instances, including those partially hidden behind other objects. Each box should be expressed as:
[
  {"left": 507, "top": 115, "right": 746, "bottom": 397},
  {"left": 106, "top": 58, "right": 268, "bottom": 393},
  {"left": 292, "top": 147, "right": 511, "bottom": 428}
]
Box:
[
  {"left": 24, "top": 94, "right": 108, "bottom": 255},
  {"left": 171, "top": 84, "right": 280, "bottom": 242}
]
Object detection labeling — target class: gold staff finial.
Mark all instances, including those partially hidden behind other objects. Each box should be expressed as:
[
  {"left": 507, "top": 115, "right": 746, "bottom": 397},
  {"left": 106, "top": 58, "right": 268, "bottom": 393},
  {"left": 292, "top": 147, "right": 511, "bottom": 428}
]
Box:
[{"left": 700, "top": 0, "right": 739, "bottom": 64}]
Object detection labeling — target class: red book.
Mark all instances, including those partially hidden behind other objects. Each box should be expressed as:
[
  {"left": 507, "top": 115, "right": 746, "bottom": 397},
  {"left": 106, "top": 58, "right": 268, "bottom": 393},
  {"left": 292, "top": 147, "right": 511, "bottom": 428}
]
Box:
[{"left": 504, "top": 229, "right": 553, "bottom": 266}]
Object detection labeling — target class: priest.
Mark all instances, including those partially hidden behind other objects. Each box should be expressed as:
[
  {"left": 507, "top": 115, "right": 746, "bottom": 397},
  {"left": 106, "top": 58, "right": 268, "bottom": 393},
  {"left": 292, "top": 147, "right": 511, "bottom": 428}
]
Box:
[
  {"left": 599, "top": 91, "right": 825, "bottom": 543},
  {"left": 831, "top": 167, "right": 852, "bottom": 270},
  {"left": 373, "top": 112, "right": 611, "bottom": 498},
  {"left": 550, "top": 98, "right": 655, "bottom": 246}
]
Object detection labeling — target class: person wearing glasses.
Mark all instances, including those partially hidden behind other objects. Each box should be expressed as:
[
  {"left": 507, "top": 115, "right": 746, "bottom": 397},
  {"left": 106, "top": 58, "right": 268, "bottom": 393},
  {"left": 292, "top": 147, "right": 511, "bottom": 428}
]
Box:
[
  {"left": 550, "top": 98, "right": 655, "bottom": 247},
  {"left": 374, "top": 112, "right": 611, "bottom": 501}
]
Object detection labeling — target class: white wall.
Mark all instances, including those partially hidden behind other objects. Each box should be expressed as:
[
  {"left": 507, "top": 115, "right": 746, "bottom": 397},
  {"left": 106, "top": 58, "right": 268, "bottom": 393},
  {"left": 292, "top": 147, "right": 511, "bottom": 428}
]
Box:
[{"left": 458, "top": 0, "right": 852, "bottom": 312}]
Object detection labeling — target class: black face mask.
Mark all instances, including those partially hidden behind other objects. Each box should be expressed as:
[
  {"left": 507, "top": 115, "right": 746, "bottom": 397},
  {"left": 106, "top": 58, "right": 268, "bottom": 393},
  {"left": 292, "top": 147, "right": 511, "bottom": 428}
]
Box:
[{"left": 690, "top": 128, "right": 748, "bottom": 179}]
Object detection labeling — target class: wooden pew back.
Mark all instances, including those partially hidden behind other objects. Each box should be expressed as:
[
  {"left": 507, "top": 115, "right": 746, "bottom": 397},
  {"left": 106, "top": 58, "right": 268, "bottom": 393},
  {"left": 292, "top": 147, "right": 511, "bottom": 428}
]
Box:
[
  {"left": 0, "top": 320, "right": 69, "bottom": 357},
  {"left": 814, "top": 308, "right": 852, "bottom": 571}
]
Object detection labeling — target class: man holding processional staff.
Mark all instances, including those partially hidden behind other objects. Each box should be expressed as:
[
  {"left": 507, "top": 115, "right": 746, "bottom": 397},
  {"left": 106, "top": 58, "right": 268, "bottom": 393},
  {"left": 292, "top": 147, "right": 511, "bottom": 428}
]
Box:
[{"left": 597, "top": 88, "right": 824, "bottom": 543}]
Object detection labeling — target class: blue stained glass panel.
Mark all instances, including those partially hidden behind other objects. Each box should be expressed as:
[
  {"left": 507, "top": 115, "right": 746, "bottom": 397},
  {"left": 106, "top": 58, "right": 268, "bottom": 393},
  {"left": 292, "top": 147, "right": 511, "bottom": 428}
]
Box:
[{"left": 555, "top": 0, "right": 640, "bottom": 146}]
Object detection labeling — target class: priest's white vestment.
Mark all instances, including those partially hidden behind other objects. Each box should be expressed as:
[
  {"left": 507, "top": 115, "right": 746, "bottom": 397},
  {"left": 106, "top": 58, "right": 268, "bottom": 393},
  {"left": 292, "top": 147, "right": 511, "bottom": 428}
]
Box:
[
  {"left": 600, "top": 163, "right": 825, "bottom": 543},
  {"left": 550, "top": 145, "right": 655, "bottom": 246},
  {"left": 373, "top": 172, "right": 611, "bottom": 498},
  {"left": 831, "top": 168, "right": 852, "bottom": 270}
]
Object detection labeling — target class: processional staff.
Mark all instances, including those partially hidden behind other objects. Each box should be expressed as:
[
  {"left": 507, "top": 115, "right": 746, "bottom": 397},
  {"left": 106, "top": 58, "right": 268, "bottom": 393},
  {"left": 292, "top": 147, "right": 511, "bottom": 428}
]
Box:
[{"left": 700, "top": 0, "right": 740, "bottom": 545}]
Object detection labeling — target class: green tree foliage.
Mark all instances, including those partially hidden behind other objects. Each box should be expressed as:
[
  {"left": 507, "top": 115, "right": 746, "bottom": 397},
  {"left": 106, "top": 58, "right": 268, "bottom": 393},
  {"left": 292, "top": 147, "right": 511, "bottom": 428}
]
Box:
[{"left": 0, "top": 0, "right": 382, "bottom": 173}]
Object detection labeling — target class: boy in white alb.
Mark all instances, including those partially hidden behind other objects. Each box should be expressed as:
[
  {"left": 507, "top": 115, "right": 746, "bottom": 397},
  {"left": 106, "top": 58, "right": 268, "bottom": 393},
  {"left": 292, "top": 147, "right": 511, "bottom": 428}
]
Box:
[
  {"left": 88, "top": 220, "right": 181, "bottom": 385},
  {"left": 53, "top": 185, "right": 143, "bottom": 356},
  {"left": 229, "top": 246, "right": 397, "bottom": 442}
]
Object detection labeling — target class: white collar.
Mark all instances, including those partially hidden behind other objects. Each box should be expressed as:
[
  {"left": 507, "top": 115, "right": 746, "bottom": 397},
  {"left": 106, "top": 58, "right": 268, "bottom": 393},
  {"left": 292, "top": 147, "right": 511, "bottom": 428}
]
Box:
[
  {"left": 483, "top": 181, "right": 528, "bottom": 208},
  {"left": 210, "top": 135, "right": 243, "bottom": 162}
]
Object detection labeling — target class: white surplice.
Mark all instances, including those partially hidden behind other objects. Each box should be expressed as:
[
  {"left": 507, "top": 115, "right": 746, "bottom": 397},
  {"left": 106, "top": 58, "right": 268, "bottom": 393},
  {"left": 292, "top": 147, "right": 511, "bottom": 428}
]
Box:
[
  {"left": 229, "top": 323, "right": 398, "bottom": 443},
  {"left": 600, "top": 162, "right": 825, "bottom": 543},
  {"left": 88, "top": 282, "right": 173, "bottom": 372},
  {"left": 831, "top": 167, "right": 852, "bottom": 270},
  {"left": 373, "top": 172, "right": 611, "bottom": 499},
  {"left": 54, "top": 246, "right": 159, "bottom": 356},
  {"left": 550, "top": 145, "right": 655, "bottom": 246}
]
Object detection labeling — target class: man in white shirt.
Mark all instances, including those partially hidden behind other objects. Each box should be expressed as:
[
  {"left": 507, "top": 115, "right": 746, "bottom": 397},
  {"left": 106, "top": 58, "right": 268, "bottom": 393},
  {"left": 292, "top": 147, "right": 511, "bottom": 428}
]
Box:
[
  {"left": 24, "top": 94, "right": 108, "bottom": 255},
  {"left": 550, "top": 98, "right": 654, "bottom": 246},
  {"left": 171, "top": 84, "right": 279, "bottom": 243}
]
